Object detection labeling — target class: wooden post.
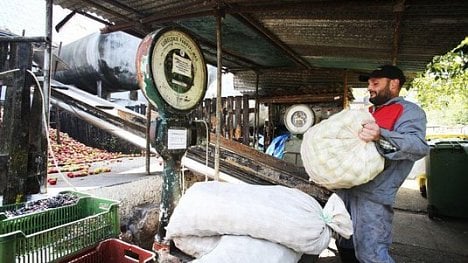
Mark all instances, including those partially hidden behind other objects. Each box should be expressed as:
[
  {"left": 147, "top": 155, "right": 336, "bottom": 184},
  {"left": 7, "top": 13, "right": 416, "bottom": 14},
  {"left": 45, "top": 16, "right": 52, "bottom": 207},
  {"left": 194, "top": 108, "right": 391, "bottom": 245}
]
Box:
[
  {"left": 234, "top": 96, "right": 242, "bottom": 140},
  {"left": 254, "top": 74, "right": 260, "bottom": 148},
  {"left": 221, "top": 97, "right": 227, "bottom": 137},
  {"left": 1, "top": 42, "right": 33, "bottom": 204},
  {"left": 55, "top": 106, "right": 61, "bottom": 144},
  {"left": 265, "top": 103, "right": 274, "bottom": 148},
  {"left": 204, "top": 98, "right": 212, "bottom": 129},
  {"left": 226, "top": 96, "right": 233, "bottom": 139},
  {"left": 242, "top": 96, "right": 250, "bottom": 145},
  {"left": 211, "top": 98, "right": 216, "bottom": 132},
  {"left": 343, "top": 70, "right": 349, "bottom": 109}
]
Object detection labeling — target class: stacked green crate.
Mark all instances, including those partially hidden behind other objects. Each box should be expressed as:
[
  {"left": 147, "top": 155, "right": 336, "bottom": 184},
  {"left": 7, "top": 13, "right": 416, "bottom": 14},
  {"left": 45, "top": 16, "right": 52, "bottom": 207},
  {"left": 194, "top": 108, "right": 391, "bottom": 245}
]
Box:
[{"left": 0, "top": 192, "right": 119, "bottom": 262}]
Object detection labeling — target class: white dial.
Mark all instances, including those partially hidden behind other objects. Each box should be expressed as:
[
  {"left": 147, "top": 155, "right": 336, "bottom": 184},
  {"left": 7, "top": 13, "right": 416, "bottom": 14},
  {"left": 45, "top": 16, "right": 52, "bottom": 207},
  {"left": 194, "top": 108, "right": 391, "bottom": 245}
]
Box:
[
  {"left": 151, "top": 30, "right": 207, "bottom": 111},
  {"left": 284, "top": 104, "right": 315, "bottom": 134}
]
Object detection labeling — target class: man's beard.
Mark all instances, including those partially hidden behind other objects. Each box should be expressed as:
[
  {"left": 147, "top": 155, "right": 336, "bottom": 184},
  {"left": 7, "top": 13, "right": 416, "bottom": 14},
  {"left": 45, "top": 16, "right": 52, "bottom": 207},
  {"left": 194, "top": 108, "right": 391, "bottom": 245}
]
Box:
[{"left": 369, "top": 82, "right": 392, "bottom": 106}]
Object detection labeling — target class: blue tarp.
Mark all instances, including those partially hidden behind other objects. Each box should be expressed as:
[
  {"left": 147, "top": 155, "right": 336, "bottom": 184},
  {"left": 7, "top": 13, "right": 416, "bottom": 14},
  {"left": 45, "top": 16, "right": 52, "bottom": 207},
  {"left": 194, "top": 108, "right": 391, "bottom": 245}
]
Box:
[{"left": 266, "top": 133, "right": 290, "bottom": 159}]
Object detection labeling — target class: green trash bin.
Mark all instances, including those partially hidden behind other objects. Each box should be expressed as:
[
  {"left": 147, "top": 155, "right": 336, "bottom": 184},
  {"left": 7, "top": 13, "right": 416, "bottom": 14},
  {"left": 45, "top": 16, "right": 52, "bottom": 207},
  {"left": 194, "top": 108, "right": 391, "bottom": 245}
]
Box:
[{"left": 425, "top": 140, "right": 468, "bottom": 219}]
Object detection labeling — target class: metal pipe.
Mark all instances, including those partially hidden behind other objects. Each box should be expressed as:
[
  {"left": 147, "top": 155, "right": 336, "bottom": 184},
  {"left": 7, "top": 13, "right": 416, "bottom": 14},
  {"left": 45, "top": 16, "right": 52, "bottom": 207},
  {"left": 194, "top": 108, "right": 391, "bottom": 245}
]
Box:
[
  {"left": 214, "top": 6, "right": 223, "bottom": 181},
  {"left": 97, "top": 80, "right": 102, "bottom": 98},
  {"left": 40, "top": 0, "right": 53, "bottom": 194},
  {"left": 75, "top": 10, "right": 112, "bottom": 26},
  {"left": 0, "top": 36, "right": 47, "bottom": 43},
  {"left": 254, "top": 73, "right": 259, "bottom": 148},
  {"left": 44, "top": 0, "right": 52, "bottom": 125},
  {"left": 55, "top": 11, "right": 76, "bottom": 33},
  {"left": 192, "top": 119, "right": 210, "bottom": 181},
  {"left": 146, "top": 104, "right": 152, "bottom": 175}
]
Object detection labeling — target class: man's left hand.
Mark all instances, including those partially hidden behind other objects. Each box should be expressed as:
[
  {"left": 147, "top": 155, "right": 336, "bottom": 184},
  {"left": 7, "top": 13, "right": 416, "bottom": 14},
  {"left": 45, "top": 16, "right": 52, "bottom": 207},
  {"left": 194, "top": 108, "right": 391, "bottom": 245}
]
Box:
[{"left": 359, "top": 121, "right": 381, "bottom": 142}]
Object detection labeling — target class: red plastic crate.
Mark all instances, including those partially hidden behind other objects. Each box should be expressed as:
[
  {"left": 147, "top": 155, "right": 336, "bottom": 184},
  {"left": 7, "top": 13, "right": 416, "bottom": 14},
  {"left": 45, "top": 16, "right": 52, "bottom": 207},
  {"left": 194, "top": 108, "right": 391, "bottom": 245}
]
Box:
[{"left": 60, "top": 238, "right": 156, "bottom": 263}]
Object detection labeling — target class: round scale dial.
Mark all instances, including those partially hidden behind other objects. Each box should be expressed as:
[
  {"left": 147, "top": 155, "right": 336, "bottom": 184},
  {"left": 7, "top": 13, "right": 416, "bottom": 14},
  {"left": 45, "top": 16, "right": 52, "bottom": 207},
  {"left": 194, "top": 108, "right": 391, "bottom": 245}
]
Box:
[
  {"left": 284, "top": 104, "right": 316, "bottom": 134},
  {"left": 151, "top": 30, "right": 207, "bottom": 111}
]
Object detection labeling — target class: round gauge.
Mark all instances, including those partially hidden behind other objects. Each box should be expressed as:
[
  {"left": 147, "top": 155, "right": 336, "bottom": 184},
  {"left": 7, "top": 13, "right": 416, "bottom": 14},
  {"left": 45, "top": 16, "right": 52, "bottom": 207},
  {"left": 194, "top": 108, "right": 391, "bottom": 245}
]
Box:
[
  {"left": 284, "top": 104, "right": 315, "bottom": 134},
  {"left": 137, "top": 28, "right": 207, "bottom": 114},
  {"left": 151, "top": 30, "right": 206, "bottom": 111}
]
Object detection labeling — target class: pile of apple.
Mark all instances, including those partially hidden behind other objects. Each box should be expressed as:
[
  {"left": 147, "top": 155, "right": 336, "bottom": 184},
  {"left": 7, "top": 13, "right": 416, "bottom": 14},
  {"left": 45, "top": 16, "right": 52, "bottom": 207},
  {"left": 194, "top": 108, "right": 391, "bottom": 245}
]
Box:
[{"left": 47, "top": 128, "right": 125, "bottom": 179}]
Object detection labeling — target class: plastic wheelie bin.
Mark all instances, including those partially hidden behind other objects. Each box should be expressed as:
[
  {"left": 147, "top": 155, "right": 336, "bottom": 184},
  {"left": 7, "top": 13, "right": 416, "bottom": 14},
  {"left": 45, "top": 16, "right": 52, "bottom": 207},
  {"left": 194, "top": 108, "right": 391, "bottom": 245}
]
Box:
[{"left": 425, "top": 140, "right": 468, "bottom": 218}]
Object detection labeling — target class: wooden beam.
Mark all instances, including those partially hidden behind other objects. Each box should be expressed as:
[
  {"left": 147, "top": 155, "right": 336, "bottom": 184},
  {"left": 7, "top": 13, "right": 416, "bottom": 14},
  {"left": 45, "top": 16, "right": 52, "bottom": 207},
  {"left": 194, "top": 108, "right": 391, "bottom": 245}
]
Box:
[
  {"left": 258, "top": 93, "right": 343, "bottom": 104},
  {"left": 392, "top": 0, "right": 406, "bottom": 65},
  {"left": 75, "top": 10, "right": 113, "bottom": 26}
]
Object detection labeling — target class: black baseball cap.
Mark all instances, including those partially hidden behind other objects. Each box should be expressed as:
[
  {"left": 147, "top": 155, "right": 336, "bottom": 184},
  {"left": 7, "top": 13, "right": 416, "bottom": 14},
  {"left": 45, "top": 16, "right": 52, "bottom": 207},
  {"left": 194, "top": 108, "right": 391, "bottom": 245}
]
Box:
[{"left": 359, "top": 65, "right": 406, "bottom": 86}]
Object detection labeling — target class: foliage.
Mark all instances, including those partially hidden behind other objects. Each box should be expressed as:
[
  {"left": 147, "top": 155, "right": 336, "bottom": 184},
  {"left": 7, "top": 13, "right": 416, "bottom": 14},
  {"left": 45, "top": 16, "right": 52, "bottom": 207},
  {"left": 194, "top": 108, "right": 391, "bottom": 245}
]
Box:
[{"left": 412, "top": 37, "right": 468, "bottom": 125}]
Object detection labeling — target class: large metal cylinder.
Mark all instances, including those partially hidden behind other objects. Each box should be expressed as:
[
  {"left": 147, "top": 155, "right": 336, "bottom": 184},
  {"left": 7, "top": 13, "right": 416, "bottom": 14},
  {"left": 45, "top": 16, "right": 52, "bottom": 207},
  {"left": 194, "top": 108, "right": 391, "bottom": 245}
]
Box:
[{"left": 55, "top": 31, "right": 141, "bottom": 94}]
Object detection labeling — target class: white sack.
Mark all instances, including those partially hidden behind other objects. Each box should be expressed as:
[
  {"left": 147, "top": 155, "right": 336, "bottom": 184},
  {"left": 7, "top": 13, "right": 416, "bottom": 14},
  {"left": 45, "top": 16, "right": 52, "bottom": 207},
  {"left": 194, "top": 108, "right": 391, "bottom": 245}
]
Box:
[
  {"left": 165, "top": 181, "right": 352, "bottom": 255},
  {"left": 173, "top": 235, "right": 220, "bottom": 258},
  {"left": 189, "top": 235, "right": 302, "bottom": 263},
  {"left": 300, "top": 109, "right": 385, "bottom": 189},
  {"left": 174, "top": 235, "right": 301, "bottom": 262}
]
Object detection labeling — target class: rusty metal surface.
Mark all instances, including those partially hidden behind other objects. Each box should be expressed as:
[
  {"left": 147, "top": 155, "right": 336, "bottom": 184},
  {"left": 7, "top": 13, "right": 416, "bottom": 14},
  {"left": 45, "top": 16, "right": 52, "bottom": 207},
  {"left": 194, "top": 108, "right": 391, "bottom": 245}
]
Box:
[{"left": 52, "top": 0, "right": 468, "bottom": 96}]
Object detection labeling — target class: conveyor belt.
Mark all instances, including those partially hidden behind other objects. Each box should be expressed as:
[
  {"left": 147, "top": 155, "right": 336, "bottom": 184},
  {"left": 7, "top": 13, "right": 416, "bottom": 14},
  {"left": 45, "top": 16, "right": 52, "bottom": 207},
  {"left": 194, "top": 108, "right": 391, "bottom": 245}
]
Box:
[{"left": 48, "top": 79, "right": 157, "bottom": 153}]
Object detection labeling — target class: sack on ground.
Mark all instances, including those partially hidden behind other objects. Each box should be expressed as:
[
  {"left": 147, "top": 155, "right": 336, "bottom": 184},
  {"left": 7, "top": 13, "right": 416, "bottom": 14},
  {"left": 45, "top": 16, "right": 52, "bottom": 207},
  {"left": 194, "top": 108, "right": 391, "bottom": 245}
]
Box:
[
  {"left": 186, "top": 235, "right": 302, "bottom": 263},
  {"left": 166, "top": 181, "right": 352, "bottom": 255}
]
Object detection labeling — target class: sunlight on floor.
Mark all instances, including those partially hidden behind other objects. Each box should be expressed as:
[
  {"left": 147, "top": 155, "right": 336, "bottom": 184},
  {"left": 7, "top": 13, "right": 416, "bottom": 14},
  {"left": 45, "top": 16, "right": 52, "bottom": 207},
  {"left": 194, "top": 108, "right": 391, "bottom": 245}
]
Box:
[{"left": 401, "top": 179, "right": 420, "bottom": 190}]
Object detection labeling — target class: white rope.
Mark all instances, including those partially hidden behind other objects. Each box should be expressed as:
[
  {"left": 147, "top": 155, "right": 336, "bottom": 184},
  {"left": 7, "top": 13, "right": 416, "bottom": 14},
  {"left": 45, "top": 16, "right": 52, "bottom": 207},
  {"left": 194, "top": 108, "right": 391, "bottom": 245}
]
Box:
[{"left": 26, "top": 69, "right": 77, "bottom": 190}]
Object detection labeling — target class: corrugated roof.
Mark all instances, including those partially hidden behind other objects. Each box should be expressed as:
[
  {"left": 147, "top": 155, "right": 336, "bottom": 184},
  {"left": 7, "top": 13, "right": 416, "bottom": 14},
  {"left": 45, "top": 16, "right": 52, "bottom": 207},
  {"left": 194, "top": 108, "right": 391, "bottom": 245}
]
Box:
[{"left": 53, "top": 0, "right": 468, "bottom": 96}]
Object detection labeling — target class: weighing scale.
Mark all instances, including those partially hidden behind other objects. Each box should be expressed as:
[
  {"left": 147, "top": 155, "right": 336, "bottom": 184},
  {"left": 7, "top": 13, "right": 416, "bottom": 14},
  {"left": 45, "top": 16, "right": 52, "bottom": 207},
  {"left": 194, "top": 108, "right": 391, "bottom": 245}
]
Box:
[
  {"left": 136, "top": 27, "right": 207, "bottom": 246},
  {"left": 283, "top": 104, "right": 316, "bottom": 166}
]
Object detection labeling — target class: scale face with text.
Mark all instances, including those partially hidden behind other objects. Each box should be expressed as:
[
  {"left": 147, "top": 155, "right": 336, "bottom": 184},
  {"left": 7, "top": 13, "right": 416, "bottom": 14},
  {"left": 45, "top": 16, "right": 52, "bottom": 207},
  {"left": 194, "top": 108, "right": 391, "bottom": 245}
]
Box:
[
  {"left": 138, "top": 28, "right": 207, "bottom": 116},
  {"left": 136, "top": 27, "right": 208, "bottom": 244}
]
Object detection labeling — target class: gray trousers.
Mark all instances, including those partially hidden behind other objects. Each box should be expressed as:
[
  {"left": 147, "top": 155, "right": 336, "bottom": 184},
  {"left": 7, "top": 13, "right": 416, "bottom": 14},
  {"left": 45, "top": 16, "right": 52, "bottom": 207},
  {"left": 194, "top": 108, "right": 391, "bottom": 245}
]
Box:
[{"left": 336, "top": 191, "right": 395, "bottom": 263}]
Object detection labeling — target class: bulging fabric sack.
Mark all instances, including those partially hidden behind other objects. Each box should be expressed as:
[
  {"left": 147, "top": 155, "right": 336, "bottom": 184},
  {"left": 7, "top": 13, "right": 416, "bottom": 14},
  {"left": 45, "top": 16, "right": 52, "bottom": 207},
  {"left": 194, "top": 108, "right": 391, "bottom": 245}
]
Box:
[
  {"left": 173, "top": 235, "right": 219, "bottom": 258},
  {"left": 165, "top": 181, "right": 352, "bottom": 255},
  {"left": 175, "top": 235, "right": 302, "bottom": 263},
  {"left": 300, "top": 109, "right": 385, "bottom": 189}
]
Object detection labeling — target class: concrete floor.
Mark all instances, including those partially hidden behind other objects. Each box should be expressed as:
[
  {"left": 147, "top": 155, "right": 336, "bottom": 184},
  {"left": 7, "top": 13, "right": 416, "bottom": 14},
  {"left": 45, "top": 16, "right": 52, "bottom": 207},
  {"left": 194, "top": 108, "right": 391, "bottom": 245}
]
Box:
[{"left": 317, "top": 180, "right": 468, "bottom": 263}]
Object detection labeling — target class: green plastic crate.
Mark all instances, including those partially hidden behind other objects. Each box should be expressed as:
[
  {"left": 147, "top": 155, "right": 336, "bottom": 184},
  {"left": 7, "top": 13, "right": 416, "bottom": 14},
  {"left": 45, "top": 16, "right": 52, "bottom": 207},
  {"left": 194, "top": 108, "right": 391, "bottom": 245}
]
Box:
[{"left": 0, "top": 192, "right": 119, "bottom": 263}]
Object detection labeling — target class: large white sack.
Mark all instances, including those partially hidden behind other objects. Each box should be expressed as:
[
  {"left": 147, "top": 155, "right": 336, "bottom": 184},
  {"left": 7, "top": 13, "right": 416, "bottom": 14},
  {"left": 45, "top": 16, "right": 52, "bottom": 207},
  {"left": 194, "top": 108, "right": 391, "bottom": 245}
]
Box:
[
  {"left": 300, "top": 109, "right": 385, "bottom": 189},
  {"left": 173, "top": 235, "right": 220, "bottom": 258},
  {"left": 174, "top": 235, "right": 301, "bottom": 262},
  {"left": 165, "top": 181, "right": 352, "bottom": 255},
  {"left": 189, "top": 235, "right": 302, "bottom": 263}
]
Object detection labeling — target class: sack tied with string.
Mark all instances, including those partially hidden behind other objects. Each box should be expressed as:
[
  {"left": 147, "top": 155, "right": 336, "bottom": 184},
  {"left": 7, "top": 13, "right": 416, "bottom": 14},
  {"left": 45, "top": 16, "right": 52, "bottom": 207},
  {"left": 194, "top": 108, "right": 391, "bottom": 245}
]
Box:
[{"left": 165, "top": 181, "right": 353, "bottom": 255}]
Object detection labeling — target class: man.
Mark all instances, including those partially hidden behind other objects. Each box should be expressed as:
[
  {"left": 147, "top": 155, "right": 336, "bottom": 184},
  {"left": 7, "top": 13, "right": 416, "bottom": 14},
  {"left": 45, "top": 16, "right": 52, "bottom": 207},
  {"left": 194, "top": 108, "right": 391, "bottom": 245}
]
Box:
[{"left": 336, "top": 65, "right": 430, "bottom": 262}]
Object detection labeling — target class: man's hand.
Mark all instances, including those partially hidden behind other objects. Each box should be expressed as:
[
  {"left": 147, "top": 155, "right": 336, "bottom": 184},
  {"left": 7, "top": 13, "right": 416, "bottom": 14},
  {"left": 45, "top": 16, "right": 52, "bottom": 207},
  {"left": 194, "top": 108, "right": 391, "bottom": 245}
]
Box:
[{"left": 359, "top": 121, "right": 381, "bottom": 142}]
